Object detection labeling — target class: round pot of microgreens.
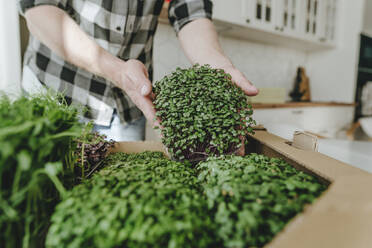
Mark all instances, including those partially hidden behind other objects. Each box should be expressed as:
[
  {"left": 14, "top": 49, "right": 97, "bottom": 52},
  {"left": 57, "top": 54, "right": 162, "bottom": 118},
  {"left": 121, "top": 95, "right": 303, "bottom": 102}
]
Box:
[{"left": 153, "top": 64, "right": 255, "bottom": 162}]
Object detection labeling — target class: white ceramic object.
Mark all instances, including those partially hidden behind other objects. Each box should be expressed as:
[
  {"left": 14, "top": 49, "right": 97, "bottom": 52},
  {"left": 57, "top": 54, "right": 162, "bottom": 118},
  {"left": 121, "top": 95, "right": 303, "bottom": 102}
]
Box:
[
  {"left": 360, "top": 117, "right": 372, "bottom": 138},
  {"left": 262, "top": 122, "right": 304, "bottom": 141}
]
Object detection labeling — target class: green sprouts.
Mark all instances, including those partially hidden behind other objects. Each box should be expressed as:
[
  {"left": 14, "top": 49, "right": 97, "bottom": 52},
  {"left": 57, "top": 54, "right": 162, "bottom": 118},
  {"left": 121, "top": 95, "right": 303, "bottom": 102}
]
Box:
[
  {"left": 0, "top": 94, "right": 84, "bottom": 248},
  {"left": 153, "top": 64, "right": 255, "bottom": 162},
  {"left": 46, "top": 152, "right": 326, "bottom": 248}
]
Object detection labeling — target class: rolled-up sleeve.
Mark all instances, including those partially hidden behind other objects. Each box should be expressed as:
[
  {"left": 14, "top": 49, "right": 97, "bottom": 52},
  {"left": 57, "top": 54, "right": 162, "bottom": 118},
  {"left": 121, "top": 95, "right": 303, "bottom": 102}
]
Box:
[
  {"left": 18, "top": 0, "right": 68, "bottom": 16},
  {"left": 168, "top": 0, "right": 213, "bottom": 34}
]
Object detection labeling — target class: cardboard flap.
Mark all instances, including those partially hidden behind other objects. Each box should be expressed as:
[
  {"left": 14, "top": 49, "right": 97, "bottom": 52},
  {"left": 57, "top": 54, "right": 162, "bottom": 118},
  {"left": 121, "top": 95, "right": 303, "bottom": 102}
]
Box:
[
  {"left": 111, "top": 141, "right": 167, "bottom": 154},
  {"left": 292, "top": 131, "right": 318, "bottom": 151}
]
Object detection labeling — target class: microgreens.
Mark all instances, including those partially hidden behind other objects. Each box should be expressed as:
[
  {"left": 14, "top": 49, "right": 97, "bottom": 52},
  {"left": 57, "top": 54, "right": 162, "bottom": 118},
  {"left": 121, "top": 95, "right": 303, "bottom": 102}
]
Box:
[{"left": 153, "top": 64, "right": 255, "bottom": 162}]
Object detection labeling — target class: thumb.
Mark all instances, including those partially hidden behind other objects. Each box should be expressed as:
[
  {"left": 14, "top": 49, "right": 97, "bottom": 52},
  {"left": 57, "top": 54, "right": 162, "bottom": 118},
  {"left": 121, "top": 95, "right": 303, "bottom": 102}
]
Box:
[
  {"left": 233, "top": 73, "right": 258, "bottom": 96},
  {"left": 225, "top": 67, "right": 259, "bottom": 96},
  {"left": 139, "top": 75, "right": 152, "bottom": 96},
  {"left": 141, "top": 83, "right": 152, "bottom": 96},
  {"left": 239, "top": 80, "right": 259, "bottom": 96}
]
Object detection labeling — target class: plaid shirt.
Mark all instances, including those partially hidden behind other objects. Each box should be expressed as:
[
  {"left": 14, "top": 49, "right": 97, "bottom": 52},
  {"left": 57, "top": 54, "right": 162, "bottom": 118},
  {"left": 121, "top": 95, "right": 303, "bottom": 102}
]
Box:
[{"left": 19, "top": 0, "right": 212, "bottom": 126}]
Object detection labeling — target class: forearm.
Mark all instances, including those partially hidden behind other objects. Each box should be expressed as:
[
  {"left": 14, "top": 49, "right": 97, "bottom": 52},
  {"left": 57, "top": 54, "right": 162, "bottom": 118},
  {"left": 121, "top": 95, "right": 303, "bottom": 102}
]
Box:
[
  {"left": 178, "top": 18, "right": 258, "bottom": 96},
  {"left": 178, "top": 18, "right": 232, "bottom": 68},
  {"left": 25, "top": 5, "right": 123, "bottom": 84}
]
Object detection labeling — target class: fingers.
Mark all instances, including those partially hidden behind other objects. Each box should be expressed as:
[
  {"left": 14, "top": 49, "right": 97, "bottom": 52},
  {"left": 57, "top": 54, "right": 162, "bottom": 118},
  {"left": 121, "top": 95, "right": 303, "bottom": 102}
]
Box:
[
  {"left": 233, "top": 73, "right": 259, "bottom": 96},
  {"left": 135, "top": 68, "right": 152, "bottom": 96},
  {"left": 238, "top": 81, "right": 259, "bottom": 96},
  {"left": 149, "top": 92, "right": 156, "bottom": 100},
  {"left": 122, "top": 60, "right": 152, "bottom": 96},
  {"left": 132, "top": 93, "right": 157, "bottom": 126},
  {"left": 224, "top": 67, "right": 259, "bottom": 96},
  {"left": 127, "top": 69, "right": 152, "bottom": 96},
  {"left": 119, "top": 60, "right": 160, "bottom": 127},
  {"left": 139, "top": 76, "right": 152, "bottom": 96}
]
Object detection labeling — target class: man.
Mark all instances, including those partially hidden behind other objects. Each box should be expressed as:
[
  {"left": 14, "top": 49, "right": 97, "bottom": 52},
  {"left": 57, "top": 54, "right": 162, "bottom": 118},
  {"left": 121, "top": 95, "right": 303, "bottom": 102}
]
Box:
[{"left": 19, "top": 0, "right": 258, "bottom": 141}]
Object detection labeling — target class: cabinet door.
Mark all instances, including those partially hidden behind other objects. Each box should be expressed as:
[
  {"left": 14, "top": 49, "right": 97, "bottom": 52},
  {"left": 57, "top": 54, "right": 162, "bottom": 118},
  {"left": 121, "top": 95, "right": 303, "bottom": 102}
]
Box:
[
  {"left": 302, "top": 0, "right": 319, "bottom": 39},
  {"left": 302, "top": 0, "right": 338, "bottom": 43},
  {"left": 213, "top": 0, "right": 244, "bottom": 25},
  {"left": 275, "top": 0, "right": 302, "bottom": 35},
  {"left": 252, "top": 108, "right": 305, "bottom": 128},
  {"left": 302, "top": 107, "right": 353, "bottom": 138},
  {"left": 244, "top": 0, "right": 277, "bottom": 30},
  {"left": 324, "top": 0, "right": 338, "bottom": 42},
  {"left": 213, "top": 0, "right": 339, "bottom": 48}
]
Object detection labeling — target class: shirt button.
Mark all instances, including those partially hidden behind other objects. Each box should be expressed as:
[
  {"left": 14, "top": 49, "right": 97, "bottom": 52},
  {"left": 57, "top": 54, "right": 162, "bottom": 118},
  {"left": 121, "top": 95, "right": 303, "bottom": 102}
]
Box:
[{"left": 116, "top": 26, "right": 121, "bottom": 31}]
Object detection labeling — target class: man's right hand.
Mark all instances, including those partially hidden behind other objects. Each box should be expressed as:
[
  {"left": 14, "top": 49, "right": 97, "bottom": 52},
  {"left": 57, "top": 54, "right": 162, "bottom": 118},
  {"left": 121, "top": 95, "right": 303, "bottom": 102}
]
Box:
[
  {"left": 116, "top": 59, "right": 157, "bottom": 126},
  {"left": 25, "top": 6, "right": 157, "bottom": 126}
]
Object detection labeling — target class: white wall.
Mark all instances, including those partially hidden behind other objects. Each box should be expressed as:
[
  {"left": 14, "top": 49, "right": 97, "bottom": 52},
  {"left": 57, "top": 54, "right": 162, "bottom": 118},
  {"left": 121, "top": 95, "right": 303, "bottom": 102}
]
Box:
[
  {"left": 154, "top": 23, "right": 307, "bottom": 99},
  {"left": 306, "top": 0, "right": 365, "bottom": 103},
  {"left": 363, "top": 0, "right": 372, "bottom": 35},
  {"left": 0, "top": 1, "right": 22, "bottom": 96}
]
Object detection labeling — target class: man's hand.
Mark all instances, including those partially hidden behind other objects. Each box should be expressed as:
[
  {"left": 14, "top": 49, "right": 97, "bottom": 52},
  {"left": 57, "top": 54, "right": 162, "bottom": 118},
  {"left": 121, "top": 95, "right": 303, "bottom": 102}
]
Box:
[
  {"left": 221, "top": 65, "right": 259, "bottom": 96},
  {"left": 219, "top": 65, "right": 257, "bottom": 156},
  {"left": 178, "top": 18, "right": 259, "bottom": 97},
  {"left": 116, "top": 59, "right": 157, "bottom": 126},
  {"left": 24, "top": 6, "right": 158, "bottom": 126}
]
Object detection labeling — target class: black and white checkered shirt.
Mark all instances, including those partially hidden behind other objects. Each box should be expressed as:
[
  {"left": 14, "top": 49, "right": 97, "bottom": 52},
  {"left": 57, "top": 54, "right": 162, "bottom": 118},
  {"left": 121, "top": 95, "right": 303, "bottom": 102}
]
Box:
[{"left": 19, "top": 0, "right": 212, "bottom": 126}]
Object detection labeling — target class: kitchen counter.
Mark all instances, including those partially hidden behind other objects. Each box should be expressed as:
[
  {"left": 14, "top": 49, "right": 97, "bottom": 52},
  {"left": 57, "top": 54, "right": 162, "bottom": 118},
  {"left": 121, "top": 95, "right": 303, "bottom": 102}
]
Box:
[
  {"left": 318, "top": 139, "right": 372, "bottom": 174},
  {"left": 252, "top": 102, "right": 356, "bottom": 109},
  {"left": 259, "top": 123, "right": 372, "bottom": 173}
]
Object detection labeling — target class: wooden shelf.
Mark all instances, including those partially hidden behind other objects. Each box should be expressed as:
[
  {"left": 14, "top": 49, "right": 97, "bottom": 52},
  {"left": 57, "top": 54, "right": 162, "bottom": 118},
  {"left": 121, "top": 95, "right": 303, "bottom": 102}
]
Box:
[{"left": 251, "top": 102, "right": 357, "bottom": 109}]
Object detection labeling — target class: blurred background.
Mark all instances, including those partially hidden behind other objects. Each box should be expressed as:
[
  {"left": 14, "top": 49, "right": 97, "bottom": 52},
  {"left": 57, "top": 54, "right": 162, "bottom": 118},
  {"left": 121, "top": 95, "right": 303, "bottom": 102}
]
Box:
[{"left": 0, "top": 0, "right": 371, "bottom": 171}]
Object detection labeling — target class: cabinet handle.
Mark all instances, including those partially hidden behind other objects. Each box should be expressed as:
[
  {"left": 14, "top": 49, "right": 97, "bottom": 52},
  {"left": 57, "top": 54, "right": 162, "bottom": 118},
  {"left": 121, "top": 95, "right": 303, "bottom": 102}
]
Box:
[{"left": 246, "top": 19, "right": 250, "bottom": 23}]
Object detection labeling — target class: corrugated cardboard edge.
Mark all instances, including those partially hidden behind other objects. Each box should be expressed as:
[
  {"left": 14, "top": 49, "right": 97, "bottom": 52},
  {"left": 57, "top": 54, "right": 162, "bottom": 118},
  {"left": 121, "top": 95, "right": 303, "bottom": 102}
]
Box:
[
  {"left": 113, "top": 131, "right": 372, "bottom": 248},
  {"left": 111, "top": 141, "right": 167, "bottom": 154}
]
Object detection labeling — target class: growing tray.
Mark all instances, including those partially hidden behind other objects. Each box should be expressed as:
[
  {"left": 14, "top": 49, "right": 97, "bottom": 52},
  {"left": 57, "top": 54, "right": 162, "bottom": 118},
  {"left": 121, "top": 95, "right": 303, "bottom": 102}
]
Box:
[{"left": 112, "top": 130, "right": 372, "bottom": 248}]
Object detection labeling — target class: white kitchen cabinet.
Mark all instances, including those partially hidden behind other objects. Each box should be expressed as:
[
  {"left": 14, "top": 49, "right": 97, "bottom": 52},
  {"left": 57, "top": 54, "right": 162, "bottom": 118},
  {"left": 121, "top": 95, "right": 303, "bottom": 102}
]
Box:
[
  {"left": 244, "top": 0, "right": 277, "bottom": 31},
  {"left": 301, "top": 0, "right": 338, "bottom": 44},
  {"left": 252, "top": 105, "right": 354, "bottom": 138},
  {"left": 302, "top": 106, "right": 353, "bottom": 137},
  {"left": 212, "top": 0, "right": 339, "bottom": 51},
  {"left": 252, "top": 107, "right": 305, "bottom": 129},
  {"left": 212, "top": 0, "right": 244, "bottom": 26},
  {"left": 275, "top": 0, "right": 302, "bottom": 35}
]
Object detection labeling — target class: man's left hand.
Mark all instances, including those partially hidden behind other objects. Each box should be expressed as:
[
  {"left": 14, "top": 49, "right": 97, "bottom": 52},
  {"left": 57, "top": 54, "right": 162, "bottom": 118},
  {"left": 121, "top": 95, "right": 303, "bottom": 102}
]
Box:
[{"left": 221, "top": 65, "right": 259, "bottom": 96}]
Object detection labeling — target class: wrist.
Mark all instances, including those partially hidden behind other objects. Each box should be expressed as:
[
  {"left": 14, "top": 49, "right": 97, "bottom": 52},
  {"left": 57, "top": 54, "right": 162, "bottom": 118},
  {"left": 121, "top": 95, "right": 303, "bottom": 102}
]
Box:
[
  {"left": 97, "top": 47, "right": 125, "bottom": 86},
  {"left": 195, "top": 55, "right": 233, "bottom": 70},
  {"left": 212, "top": 58, "right": 234, "bottom": 70}
]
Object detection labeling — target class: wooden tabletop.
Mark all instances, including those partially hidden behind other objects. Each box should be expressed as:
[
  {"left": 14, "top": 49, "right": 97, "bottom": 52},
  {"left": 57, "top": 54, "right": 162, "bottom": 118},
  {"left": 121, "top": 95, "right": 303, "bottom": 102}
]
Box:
[{"left": 251, "top": 102, "right": 357, "bottom": 109}]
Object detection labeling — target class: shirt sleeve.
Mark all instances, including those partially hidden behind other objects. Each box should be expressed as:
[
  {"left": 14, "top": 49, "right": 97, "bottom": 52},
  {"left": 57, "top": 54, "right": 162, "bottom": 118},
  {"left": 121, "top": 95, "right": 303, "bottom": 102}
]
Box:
[
  {"left": 168, "top": 0, "right": 213, "bottom": 34},
  {"left": 18, "top": 0, "right": 68, "bottom": 16}
]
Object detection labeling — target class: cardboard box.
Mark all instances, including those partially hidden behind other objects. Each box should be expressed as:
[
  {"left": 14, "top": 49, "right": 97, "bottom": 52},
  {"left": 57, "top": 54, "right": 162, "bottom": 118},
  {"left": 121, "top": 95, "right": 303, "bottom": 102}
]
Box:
[
  {"left": 112, "top": 130, "right": 372, "bottom": 248},
  {"left": 248, "top": 88, "right": 286, "bottom": 104}
]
